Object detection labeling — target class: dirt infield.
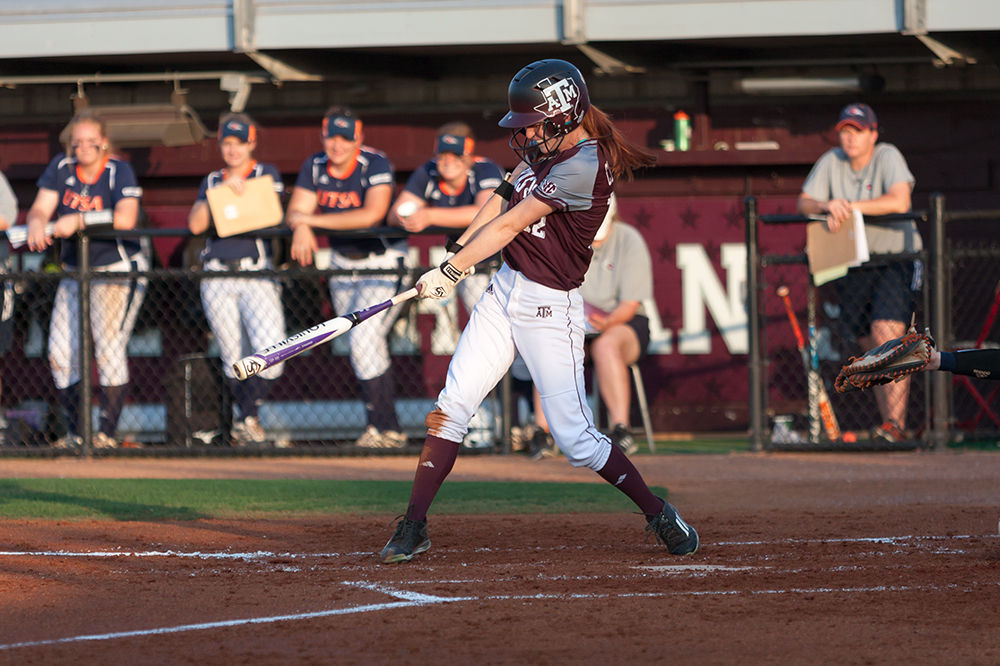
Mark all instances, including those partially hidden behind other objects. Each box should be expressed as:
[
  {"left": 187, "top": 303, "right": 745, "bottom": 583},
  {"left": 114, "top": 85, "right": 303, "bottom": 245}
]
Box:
[{"left": 1, "top": 450, "right": 998, "bottom": 665}]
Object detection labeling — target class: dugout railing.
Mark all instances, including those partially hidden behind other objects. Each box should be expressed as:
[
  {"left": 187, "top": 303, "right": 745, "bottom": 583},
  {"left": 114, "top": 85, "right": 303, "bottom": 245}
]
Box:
[
  {"left": 0, "top": 226, "right": 513, "bottom": 456},
  {"left": 746, "top": 194, "right": 1000, "bottom": 451}
]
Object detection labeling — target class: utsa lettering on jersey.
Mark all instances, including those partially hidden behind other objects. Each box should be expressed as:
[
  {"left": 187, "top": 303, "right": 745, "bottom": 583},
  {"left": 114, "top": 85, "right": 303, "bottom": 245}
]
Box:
[
  {"left": 25, "top": 110, "right": 148, "bottom": 450},
  {"left": 287, "top": 106, "right": 411, "bottom": 449},
  {"left": 380, "top": 59, "right": 699, "bottom": 564}
]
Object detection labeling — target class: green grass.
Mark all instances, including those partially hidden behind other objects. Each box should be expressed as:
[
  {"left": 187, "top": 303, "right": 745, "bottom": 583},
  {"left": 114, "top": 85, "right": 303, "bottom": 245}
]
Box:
[{"left": 0, "top": 479, "right": 664, "bottom": 521}]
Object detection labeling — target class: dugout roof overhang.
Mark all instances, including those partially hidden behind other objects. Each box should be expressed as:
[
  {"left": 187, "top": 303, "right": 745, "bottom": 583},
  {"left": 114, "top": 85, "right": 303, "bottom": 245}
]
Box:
[{"left": 1, "top": 0, "right": 999, "bottom": 121}]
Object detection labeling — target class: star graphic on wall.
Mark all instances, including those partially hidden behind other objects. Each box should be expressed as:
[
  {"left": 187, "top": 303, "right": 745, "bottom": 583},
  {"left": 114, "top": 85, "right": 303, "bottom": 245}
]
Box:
[
  {"left": 657, "top": 240, "right": 674, "bottom": 263},
  {"left": 723, "top": 203, "right": 743, "bottom": 229},
  {"left": 632, "top": 205, "right": 654, "bottom": 230},
  {"left": 679, "top": 207, "right": 700, "bottom": 229}
]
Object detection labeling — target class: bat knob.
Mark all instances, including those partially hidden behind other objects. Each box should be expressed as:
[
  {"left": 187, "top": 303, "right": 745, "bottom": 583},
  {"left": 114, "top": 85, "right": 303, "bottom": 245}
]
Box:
[
  {"left": 232, "top": 357, "right": 262, "bottom": 381},
  {"left": 776, "top": 286, "right": 789, "bottom": 298}
]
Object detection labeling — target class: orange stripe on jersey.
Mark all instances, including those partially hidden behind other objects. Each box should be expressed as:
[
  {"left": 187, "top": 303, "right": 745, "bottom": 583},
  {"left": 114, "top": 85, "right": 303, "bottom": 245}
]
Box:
[
  {"left": 222, "top": 160, "right": 258, "bottom": 181},
  {"left": 326, "top": 149, "right": 361, "bottom": 180},
  {"left": 75, "top": 153, "right": 110, "bottom": 186}
]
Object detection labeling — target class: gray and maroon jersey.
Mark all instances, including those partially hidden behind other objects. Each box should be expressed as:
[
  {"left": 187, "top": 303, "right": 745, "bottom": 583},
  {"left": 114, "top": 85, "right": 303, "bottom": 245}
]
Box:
[{"left": 503, "top": 139, "right": 613, "bottom": 290}]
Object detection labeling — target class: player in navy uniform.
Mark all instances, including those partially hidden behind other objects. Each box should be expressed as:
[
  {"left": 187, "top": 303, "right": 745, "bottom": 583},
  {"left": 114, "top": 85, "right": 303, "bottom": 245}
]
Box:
[
  {"left": 380, "top": 59, "right": 699, "bottom": 563},
  {"left": 388, "top": 121, "right": 503, "bottom": 315},
  {"left": 188, "top": 113, "right": 287, "bottom": 446},
  {"left": 26, "top": 110, "right": 147, "bottom": 449},
  {"left": 287, "top": 107, "right": 410, "bottom": 449}
]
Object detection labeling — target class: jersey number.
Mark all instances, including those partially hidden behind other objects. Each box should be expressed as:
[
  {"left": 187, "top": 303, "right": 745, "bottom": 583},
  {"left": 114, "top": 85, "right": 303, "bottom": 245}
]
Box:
[{"left": 527, "top": 217, "right": 546, "bottom": 239}]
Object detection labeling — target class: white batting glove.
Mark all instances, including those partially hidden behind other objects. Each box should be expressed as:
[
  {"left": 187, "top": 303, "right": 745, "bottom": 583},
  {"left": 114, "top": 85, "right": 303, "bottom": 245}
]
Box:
[{"left": 416, "top": 261, "right": 474, "bottom": 300}]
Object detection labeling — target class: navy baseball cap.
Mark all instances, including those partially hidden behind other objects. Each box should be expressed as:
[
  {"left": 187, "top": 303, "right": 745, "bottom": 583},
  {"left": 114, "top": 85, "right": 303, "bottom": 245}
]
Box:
[
  {"left": 219, "top": 118, "right": 256, "bottom": 143},
  {"left": 836, "top": 103, "right": 878, "bottom": 131},
  {"left": 323, "top": 113, "right": 360, "bottom": 140},
  {"left": 435, "top": 133, "right": 474, "bottom": 156}
]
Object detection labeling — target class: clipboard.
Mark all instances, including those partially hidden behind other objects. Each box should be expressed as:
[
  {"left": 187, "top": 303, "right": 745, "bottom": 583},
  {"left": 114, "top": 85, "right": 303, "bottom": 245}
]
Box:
[
  {"left": 206, "top": 174, "right": 283, "bottom": 238},
  {"left": 806, "top": 209, "right": 869, "bottom": 286}
]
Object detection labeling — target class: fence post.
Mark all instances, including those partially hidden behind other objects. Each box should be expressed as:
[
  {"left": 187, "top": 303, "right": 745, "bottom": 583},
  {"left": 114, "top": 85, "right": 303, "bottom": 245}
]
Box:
[
  {"left": 78, "top": 233, "right": 93, "bottom": 455},
  {"left": 745, "top": 196, "right": 763, "bottom": 451},
  {"left": 929, "top": 193, "right": 950, "bottom": 450}
]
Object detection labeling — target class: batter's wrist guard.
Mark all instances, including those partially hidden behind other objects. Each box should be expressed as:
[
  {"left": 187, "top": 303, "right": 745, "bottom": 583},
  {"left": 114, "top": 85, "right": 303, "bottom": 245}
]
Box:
[
  {"left": 440, "top": 260, "right": 464, "bottom": 284},
  {"left": 494, "top": 180, "right": 515, "bottom": 201},
  {"left": 445, "top": 239, "right": 464, "bottom": 254}
]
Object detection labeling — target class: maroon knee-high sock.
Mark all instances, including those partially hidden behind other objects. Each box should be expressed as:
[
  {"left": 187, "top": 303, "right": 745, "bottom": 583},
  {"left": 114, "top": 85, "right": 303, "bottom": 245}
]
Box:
[
  {"left": 406, "top": 435, "right": 461, "bottom": 521},
  {"left": 596, "top": 441, "right": 664, "bottom": 517}
]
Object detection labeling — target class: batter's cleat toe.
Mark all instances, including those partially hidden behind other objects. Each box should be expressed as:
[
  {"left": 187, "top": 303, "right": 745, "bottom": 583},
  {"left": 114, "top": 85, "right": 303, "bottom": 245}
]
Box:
[
  {"left": 380, "top": 516, "right": 430, "bottom": 564},
  {"left": 610, "top": 423, "right": 638, "bottom": 456},
  {"left": 646, "top": 500, "right": 699, "bottom": 555}
]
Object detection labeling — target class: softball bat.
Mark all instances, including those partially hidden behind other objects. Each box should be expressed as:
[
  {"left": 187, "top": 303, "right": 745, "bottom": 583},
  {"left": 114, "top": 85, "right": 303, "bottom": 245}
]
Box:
[
  {"left": 777, "top": 284, "right": 842, "bottom": 442},
  {"left": 232, "top": 287, "right": 418, "bottom": 381}
]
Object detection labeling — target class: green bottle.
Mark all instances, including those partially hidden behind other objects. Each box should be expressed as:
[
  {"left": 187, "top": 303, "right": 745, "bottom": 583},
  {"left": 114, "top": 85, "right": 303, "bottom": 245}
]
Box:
[{"left": 674, "top": 110, "right": 691, "bottom": 151}]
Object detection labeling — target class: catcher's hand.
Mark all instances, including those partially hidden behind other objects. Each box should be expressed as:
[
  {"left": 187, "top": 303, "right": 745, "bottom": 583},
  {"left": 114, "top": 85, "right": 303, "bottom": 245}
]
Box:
[{"left": 835, "top": 327, "right": 934, "bottom": 393}]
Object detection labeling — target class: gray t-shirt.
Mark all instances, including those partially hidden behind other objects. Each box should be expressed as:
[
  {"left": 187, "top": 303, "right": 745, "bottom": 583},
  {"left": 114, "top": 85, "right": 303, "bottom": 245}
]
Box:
[
  {"left": 0, "top": 170, "right": 17, "bottom": 262},
  {"left": 579, "top": 221, "right": 653, "bottom": 317},
  {"left": 801, "top": 142, "right": 921, "bottom": 254}
]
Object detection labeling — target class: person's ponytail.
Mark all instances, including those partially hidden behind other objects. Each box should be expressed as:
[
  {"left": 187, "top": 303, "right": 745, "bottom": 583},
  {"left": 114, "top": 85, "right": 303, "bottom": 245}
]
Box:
[{"left": 581, "top": 105, "right": 656, "bottom": 181}]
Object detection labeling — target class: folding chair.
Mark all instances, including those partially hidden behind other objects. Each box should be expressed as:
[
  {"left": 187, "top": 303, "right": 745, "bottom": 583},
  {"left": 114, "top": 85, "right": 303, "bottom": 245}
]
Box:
[{"left": 590, "top": 362, "right": 657, "bottom": 453}]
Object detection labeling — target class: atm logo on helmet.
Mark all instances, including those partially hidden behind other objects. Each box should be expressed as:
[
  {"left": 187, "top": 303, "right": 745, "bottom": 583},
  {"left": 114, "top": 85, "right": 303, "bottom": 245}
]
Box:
[{"left": 534, "top": 77, "right": 580, "bottom": 117}]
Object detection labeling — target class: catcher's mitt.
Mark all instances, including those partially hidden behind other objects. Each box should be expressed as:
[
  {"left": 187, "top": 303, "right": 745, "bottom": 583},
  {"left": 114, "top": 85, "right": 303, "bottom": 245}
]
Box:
[{"left": 835, "top": 327, "right": 934, "bottom": 393}]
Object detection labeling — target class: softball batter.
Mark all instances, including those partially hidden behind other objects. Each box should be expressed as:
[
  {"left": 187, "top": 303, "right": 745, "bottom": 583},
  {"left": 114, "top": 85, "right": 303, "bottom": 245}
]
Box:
[
  {"left": 287, "top": 106, "right": 410, "bottom": 449},
  {"left": 381, "top": 59, "right": 699, "bottom": 563},
  {"left": 26, "top": 110, "right": 147, "bottom": 449},
  {"left": 188, "top": 113, "right": 287, "bottom": 446}
]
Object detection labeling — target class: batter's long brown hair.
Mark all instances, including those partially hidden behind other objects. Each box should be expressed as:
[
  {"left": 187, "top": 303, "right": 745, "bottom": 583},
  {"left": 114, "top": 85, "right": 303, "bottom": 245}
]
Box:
[{"left": 581, "top": 105, "right": 656, "bottom": 181}]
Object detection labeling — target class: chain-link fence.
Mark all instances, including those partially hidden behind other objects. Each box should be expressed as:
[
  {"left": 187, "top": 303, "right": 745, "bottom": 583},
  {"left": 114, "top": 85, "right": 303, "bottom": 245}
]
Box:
[
  {"left": 747, "top": 195, "right": 1000, "bottom": 450},
  {"left": 0, "top": 227, "right": 504, "bottom": 455}
]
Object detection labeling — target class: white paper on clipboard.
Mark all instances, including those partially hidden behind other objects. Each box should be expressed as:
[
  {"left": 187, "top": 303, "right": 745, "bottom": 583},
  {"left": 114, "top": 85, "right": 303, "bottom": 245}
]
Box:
[{"left": 806, "top": 209, "right": 870, "bottom": 286}]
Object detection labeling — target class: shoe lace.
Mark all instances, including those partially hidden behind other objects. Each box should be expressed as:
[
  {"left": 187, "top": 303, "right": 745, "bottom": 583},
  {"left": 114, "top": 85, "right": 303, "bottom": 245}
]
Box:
[{"left": 644, "top": 512, "right": 667, "bottom": 544}]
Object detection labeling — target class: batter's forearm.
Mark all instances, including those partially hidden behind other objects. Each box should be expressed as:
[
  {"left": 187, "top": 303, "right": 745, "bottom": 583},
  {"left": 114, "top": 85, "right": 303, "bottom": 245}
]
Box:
[{"left": 451, "top": 222, "right": 518, "bottom": 271}]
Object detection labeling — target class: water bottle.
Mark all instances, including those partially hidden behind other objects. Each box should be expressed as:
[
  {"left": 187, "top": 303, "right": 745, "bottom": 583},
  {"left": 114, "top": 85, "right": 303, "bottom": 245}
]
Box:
[{"left": 673, "top": 110, "right": 691, "bottom": 152}]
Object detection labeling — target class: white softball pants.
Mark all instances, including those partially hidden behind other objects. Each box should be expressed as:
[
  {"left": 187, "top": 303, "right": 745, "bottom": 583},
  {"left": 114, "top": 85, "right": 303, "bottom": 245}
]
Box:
[
  {"left": 200, "top": 257, "right": 286, "bottom": 381},
  {"left": 328, "top": 248, "right": 411, "bottom": 381},
  {"left": 49, "top": 253, "right": 148, "bottom": 389},
  {"left": 434, "top": 264, "right": 611, "bottom": 470}
]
